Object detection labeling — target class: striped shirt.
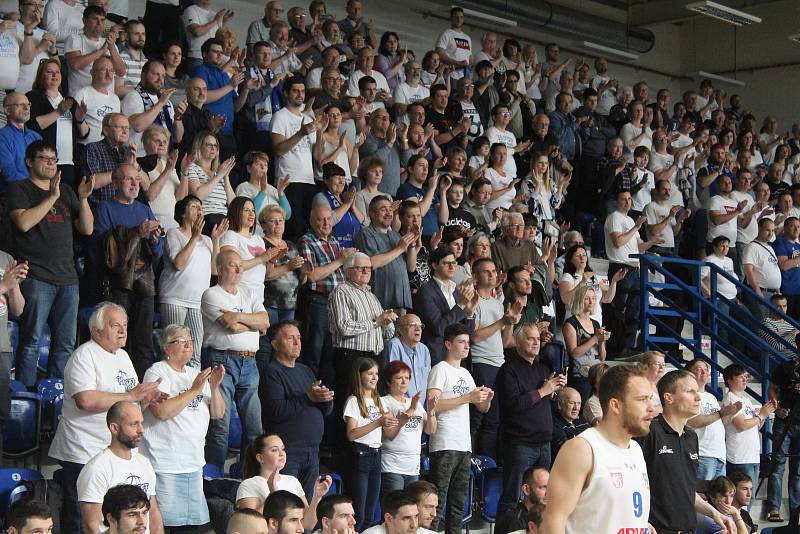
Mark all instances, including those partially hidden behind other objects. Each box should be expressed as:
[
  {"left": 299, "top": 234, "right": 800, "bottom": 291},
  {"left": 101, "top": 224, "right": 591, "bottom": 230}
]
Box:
[
  {"left": 119, "top": 47, "right": 147, "bottom": 87},
  {"left": 760, "top": 317, "right": 798, "bottom": 356},
  {"left": 328, "top": 281, "right": 394, "bottom": 353},
  {"left": 298, "top": 231, "right": 344, "bottom": 296},
  {"left": 186, "top": 163, "right": 228, "bottom": 216}
]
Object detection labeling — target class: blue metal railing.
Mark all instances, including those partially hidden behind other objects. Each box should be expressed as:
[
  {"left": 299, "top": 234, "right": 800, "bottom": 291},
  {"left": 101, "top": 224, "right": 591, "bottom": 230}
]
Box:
[{"left": 639, "top": 254, "right": 799, "bottom": 408}]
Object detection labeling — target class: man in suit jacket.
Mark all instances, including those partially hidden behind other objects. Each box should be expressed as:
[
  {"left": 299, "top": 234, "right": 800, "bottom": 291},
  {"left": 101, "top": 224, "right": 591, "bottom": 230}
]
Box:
[{"left": 412, "top": 246, "right": 477, "bottom": 363}]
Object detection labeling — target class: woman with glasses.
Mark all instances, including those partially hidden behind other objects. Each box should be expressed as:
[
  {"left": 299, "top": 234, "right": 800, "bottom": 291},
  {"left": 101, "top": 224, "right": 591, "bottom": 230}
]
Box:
[
  {"left": 140, "top": 324, "right": 226, "bottom": 532},
  {"left": 641, "top": 351, "right": 667, "bottom": 415},
  {"left": 27, "top": 58, "right": 89, "bottom": 188},
  {"left": 160, "top": 195, "right": 227, "bottom": 363},
  {"left": 721, "top": 363, "right": 777, "bottom": 504},
  {"left": 259, "top": 205, "right": 305, "bottom": 326},
  {"left": 186, "top": 131, "right": 236, "bottom": 231}
]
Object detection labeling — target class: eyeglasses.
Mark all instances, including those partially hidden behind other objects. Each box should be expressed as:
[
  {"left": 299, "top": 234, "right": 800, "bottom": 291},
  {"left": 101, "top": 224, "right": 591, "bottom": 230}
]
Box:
[
  {"left": 167, "top": 338, "right": 193, "bottom": 345},
  {"left": 35, "top": 156, "right": 58, "bottom": 164},
  {"left": 498, "top": 112, "right": 512, "bottom": 118},
  {"left": 439, "top": 260, "right": 458, "bottom": 266},
  {"left": 6, "top": 102, "right": 31, "bottom": 108},
  {"left": 405, "top": 322, "right": 425, "bottom": 330},
  {"left": 322, "top": 77, "right": 342, "bottom": 82},
  {"left": 652, "top": 363, "right": 666, "bottom": 369},
  {"left": 203, "top": 142, "right": 219, "bottom": 148},
  {"left": 349, "top": 266, "right": 372, "bottom": 273},
  {"left": 110, "top": 125, "right": 130, "bottom": 131},
  {"left": 505, "top": 223, "right": 524, "bottom": 229}
]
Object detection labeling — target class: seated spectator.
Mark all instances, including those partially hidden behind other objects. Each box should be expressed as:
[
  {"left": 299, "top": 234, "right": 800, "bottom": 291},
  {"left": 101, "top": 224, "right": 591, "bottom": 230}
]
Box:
[
  {"left": 5, "top": 499, "right": 54, "bottom": 534},
  {"left": 263, "top": 491, "right": 307, "bottom": 534},
  {"left": 77, "top": 401, "right": 163, "bottom": 534},
  {"left": 550, "top": 386, "right": 590, "bottom": 462},
  {"left": 140, "top": 126, "right": 185, "bottom": 231},
  {"left": 381, "top": 361, "right": 436, "bottom": 495},
  {"left": 695, "top": 476, "right": 751, "bottom": 534},
  {"left": 427, "top": 323, "right": 493, "bottom": 534},
  {"left": 641, "top": 351, "right": 666, "bottom": 414},
  {"left": 92, "top": 163, "right": 164, "bottom": 376},
  {"left": 406, "top": 480, "right": 440, "bottom": 534},
  {"left": 760, "top": 293, "right": 799, "bottom": 356},
  {"left": 261, "top": 320, "right": 334, "bottom": 499},
  {"left": 259, "top": 206, "right": 305, "bottom": 328},
  {"left": 581, "top": 362, "right": 609, "bottom": 426},
  {"left": 26, "top": 59, "right": 89, "bottom": 188},
  {"left": 317, "top": 494, "right": 357, "bottom": 534},
  {"left": 361, "top": 490, "right": 420, "bottom": 534},
  {"left": 562, "top": 285, "right": 609, "bottom": 400},
  {"left": 226, "top": 509, "right": 268, "bottom": 533},
  {"left": 0, "top": 92, "right": 42, "bottom": 193},
  {"left": 236, "top": 151, "right": 292, "bottom": 224},
  {"left": 186, "top": 131, "right": 236, "bottom": 230},
  {"left": 101, "top": 485, "right": 152, "bottom": 534},
  {"left": 64, "top": 6, "right": 124, "bottom": 97},
  {"left": 237, "top": 433, "right": 330, "bottom": 525},
  {"left": 313, "top": 162, "right": 364, "bottom": 248},
  {"left": 495, "top": 467, "right": 548, "bottom": 534},
  {"left": 728, "top": 472, "right": 757, "bottom": 533},
  {"left": 140, "top": 325, "right": 226, "bottom": 530}
]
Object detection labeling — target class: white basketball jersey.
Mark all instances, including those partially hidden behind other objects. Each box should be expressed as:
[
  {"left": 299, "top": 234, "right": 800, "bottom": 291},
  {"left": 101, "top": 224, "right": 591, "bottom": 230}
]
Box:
[{"left": 566, "top": 427, "right": 651, "bottom": 534}]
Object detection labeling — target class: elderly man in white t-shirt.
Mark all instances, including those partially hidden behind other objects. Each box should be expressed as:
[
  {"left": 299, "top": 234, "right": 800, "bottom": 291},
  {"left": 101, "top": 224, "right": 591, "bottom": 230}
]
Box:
[
  {"left": 77, "top": 401, "right": 164, "bottom": 534},
  {"left": 604, "top": 190, "right": 662, "bottom": 354},
  {"left": 201, "top": 248, "right": 269, "bottom": 469},
  {"left": 707, "top": 173, "right": 747, "bottom": 263},
  {"left": 743, "top": 217, "right": 782, "bottom": 319},
  {"left": 49, "top": 302, "right": 166, "bottom": 534}
]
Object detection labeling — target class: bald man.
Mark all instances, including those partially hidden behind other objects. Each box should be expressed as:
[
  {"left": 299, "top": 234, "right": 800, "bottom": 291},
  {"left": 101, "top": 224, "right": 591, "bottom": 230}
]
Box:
[
  {"left": 550, "top": 387, "right": 590, "bottom": 462},
  {"left": 227, "top": 508, "right": 268, "bottom": 534},
  {"left": 383, "top": 313, "right": 432, "bottom": 398},
  {"left": 0, "top": 92, "right": 42, "bottom": 191}
]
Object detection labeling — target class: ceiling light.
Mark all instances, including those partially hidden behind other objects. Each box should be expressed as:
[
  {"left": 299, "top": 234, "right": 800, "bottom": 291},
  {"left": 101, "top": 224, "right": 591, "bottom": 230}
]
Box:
[
  {"left": 581, "top": 41, "right": 640, "bottom": 61},
  {"left": 686, "top": 1, "right": 761, "bottom": 26},
  {"left": 454, "top": 6, "right": 518, "bottom": 27},
  {"left": 698, "top": 70, "right": 746, "bottom": 87}
]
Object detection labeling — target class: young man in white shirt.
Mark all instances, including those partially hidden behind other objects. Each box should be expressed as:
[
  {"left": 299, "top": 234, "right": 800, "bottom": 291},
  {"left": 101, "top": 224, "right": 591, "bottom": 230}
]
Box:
[
  {"left": 64, "top": 6, "right": 124, "bottom": 97},
  {"left": 77, "top": 401, "right": 164, "bottom": 534},
  {"left": 435, "top": 7, "right": 471, "bottom": 81},
  {"left": 182, "top": 0, "right": 232, "bottom": 72},
  {"left": 426, "top": 323, "right": 493, "bottom": 534},
  {"left": 645, "top": 179, "right": 690, "bottom": 257},
  {"left": 101, "top": 485, "right": 152, "bottom": 534},
  {"left": 361, "top": 490, "right": 422, "bottom": 534}
]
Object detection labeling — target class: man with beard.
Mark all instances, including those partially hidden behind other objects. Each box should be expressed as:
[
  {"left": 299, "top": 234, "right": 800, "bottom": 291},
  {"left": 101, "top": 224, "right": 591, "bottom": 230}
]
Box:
[
  {"left": 495, "top": 467, "right": 548, "bottom": 534},
  {"left": 178, "top": 78, "right": 226, "bottom": 157},
  {"left": 102, "top": 485, "right": 153, "bottom": 534},
  {"left": 118, "top": 20, "right": 147, "bottom": 94},
  {"left": 77, "top": 401, "right": 164, "bottom": 534},
  {"left": 637, "top": 370, "right": 736, "bottom": 534},
  {"left": 540, "top": 364, "right": 654, "bottom": 533},
  {"left": 393, "top": 62, "right": 430, "bottom": 117},
  {"left": 122, "top": 60, "right": 186, "bottom": 156}
]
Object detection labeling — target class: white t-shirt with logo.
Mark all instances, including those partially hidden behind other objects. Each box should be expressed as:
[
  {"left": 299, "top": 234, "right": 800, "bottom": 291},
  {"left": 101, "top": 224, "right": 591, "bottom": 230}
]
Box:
[
  {"left": 427, "top": 361, "right": 475, "bottom": 453},
  {"left": 722, "top": 390, "right": 762, "bottom": 464},
  {"left": 0, "top": 29, "right": 19, "bottom": 90},
  {"left": 50, "top": 340, "right": 139, "bottom": 464},
  {"left": 381, "top": 395, "right": 425, "bottom": 475},
  {"left": 182, "top": 5, "right": 219, "bottom": 60},
  {"left": 693, "top": 390, "right": 727, "bottom": 462},
  {"left": 140, "top": 361, "right": 212, "bottom": 473},
  {"left": 160, "top": 229, "right": 213, "bottom": 308},
  {"left": 65, "top": 33, "right": 106, "bottom": 97},
  {"left": 270, "top": 108, "right": 316, "bottom": 185},
  {"left": 72, "top": 85, "right": 121, "bottom": 145},
  {"left": 436, "top": 28, "right": 471, "bottom": 80},
  {"left": 344, "top": 395, "right": 383, "bottom": 448},
  {"left": 701, "top": 254, "right": 738, "bottom": 301},
  {"left": 220, "top": 230, "right": 267, "bottom": 296},
  {"left": 78, "top": 448, "right": 156, "bottom": 533},
  {"left": 742, "top": 240, "right": 782, "bottom": 290},
  {"left": 486, "top": 126, "right": 518, "bottom": 178},
  {"left": 14, "top": 23, "right": 48, "bottom": 93},
  {"left": 201, "top": 285, "right": 265, "bottom": 351},
  {"left": 393, "top": 83, "right": 429, "bottom": 105},
  {"left": 236, "top": 473, "right": 305, "bottom": 504}
]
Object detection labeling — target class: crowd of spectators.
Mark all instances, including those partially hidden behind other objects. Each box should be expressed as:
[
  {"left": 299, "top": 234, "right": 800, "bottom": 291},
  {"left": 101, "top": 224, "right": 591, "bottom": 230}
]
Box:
[{"left": 0, "top": 0, "right": 800, "bottom": 532}]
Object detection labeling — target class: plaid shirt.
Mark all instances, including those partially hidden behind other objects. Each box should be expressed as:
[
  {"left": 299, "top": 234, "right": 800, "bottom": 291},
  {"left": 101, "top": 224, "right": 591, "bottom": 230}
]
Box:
[
  {"left": 83, "top": 138, "right": 128, "bottom": 203},
  {"left": 298, "top": 231, "right": 345, "bottom": 296}
]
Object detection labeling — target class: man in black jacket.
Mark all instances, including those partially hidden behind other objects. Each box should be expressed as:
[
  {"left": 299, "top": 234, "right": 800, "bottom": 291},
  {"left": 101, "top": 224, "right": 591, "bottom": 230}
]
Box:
[{"left": 550, "top": 386, "right": 590, "bottom": 463}]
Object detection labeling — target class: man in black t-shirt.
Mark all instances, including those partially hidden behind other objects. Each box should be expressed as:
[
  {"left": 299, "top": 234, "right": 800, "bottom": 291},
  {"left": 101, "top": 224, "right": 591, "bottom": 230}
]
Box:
[
  {"left": 7, "top": 141, "right": 94, "bottom": 387},
  {"left": 728, "top": 471, "right": 758, "bottom": 533}
]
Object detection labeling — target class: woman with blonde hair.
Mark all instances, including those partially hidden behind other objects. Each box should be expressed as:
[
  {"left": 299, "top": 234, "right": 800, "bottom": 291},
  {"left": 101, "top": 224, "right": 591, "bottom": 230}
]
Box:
[
  {"left": 186, "top": 131, "right": 236, "bottom": 230},
  {"left": 562, "top": 284, "right": 609, "bottom": 400},
  {"left": 640, "top": 351, "right": 667, "bottom": 415}
]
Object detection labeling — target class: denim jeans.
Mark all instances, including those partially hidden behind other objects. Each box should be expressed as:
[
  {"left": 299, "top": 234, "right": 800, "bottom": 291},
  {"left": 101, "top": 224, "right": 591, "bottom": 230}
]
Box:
[
  {"left": 202, "top": 349, "right": 263, "bottom": 469},
  {"left": 428, "top": 450, "right": 471, "bottom": 534},
  {"left": 350, "top": 443, "right": 382, "bottom": 532},
  {"left": 381, "top": 472, "right": 419, "bottom": 497},
  {"left": 16, "top": 278, "right": 79, "bottom": 386},
  {"left": 470, "top": 362, "right": 500, "bottom": 458},
  {"left": 696, "top": 456, "right": 726, "bottom": 480},
  {"left": 767, "top": 418, "right": 800, "bottom": 512},
  {"left": 500, "top": 441, "right": 551, "bottom": 514},
  {"left": 282, "top": 445, "right": 320, "bottom": 500}
]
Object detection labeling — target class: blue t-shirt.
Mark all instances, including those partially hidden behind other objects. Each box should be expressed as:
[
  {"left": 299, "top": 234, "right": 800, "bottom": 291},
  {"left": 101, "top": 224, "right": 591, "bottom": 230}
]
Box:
[
  {"left": 773, "top": 236, "right": 800, "bottom": 295},
  {"left": 193, "top": 63, "right": 234, "bottom": 135},
  {"left": 396, "top": 182, "right": 440, "bottom": 236}
]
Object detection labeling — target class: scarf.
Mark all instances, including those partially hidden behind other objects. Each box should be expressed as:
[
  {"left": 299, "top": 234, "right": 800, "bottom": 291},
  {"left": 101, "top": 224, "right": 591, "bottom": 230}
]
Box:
[{"left": 136, "top": 83, "right": 174, "bottom": 134}]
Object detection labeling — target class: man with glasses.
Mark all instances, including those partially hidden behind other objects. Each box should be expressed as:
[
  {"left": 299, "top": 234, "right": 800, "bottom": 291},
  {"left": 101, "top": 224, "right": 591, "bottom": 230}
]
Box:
[
  {"left": 393, "top": 62, "right": 429, "bottom": 117},
  {"left": 74, "top": 57, "right": 121, "bottom": 147},
  {"left": 0, "top": 92, "right": 41, "bottom": 192},
  {"left": 492, "top": 212, "right": 542, "bottom": 274},
  {"left": 7, "top": 141, "right": 92, "bottom": 387},
  {"left": 83, "top": 112, "right": 143, "bottom": 203},
  {"left": 65, "top": 5, "right": 124, "bottom": 97},
  {"left": 14, "top": 0, "right": 56, "bottom": 94},
  {"left": 383, "top": 314, "right": 432, "bottom": 399},
  {"left": 288, "top": 6, "right": 322, "bottom": 68}
]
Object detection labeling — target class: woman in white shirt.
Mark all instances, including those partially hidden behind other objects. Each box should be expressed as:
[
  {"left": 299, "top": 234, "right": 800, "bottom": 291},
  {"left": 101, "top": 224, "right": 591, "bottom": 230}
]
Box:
[
  {"left": 159, "top": 195, "right": 226, "bottom": 365},
  {"left": 141, "top": 325, "right": 225, "bottom": 530},
  {"left": 558, "top": 244, "right": 625, "bottom": 325},
  {"left": 234, "top": 151, "right": 292, "bottom": 227},
  {"left": 381, "top": 361, "right": 437, "bottom": 496},
  {"left": 485, "top": 143, "right": 518, "bottom": 212},
  {"left": 236, "top": 433, "right": 330, "bottom": 526},
  {"left": 620, "top": 100, "right": 653, "bottom": 163},
  {"left": 141, "top": 125, "right": 187, "bottom": 231},
  {"left": 186, "top": 131, "right": 236, "bottom": 229}
]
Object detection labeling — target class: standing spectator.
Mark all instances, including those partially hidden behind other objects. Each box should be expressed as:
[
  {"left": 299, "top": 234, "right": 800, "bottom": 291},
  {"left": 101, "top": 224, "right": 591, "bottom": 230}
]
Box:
[
  {"left": 495, "top": 324, "right": 565, "bottom": 514},
  {"left": 486, "top": 104, "right": 530, "bottom": 184},
  {"left": 766, "top": 354, "right": 800, "bottom": 522},
  {"left": 42, "top": 0, "right": 83, "bottom": 56},
  {"left": 162, "top": 42, "right": 188, "bottom": 107},
  {"left": 338, "top": 0, "right": 376, "bottom": 49},
  {"left": 179, "top": 78, "right": 224, "bottom": 157},
  {"left": 382, "top": 313, "right": 432, "bottom": 400},
  {"left": 236, "top": 42, "right": 281, "bottom": 157},
  {"left": 413, "top": 246, "right": 477, "bottom": 364},
  {"left": 140, "top": 126, "right": 186, "bottom": 231},
  {"left": 0, "top": 92, "right": 42, "bottom": 193},
  {"left": 329, "top": 252, "right": 396, "bottom": 400},
  {"left": 381, "top": 361, "right": 436, "bottom": 494},
  {"left": 359, "top": 108, "right": 409, "bottom": 197},
  {"left": 312, "top": 163, "right": 363, "bottom": 248},
  {"left": 435, "top": 7, "right": 471, "bottom": 81},
  {"left": 141, "top": 324, "right": 226, "bottom": 528},
  {"left": 8, "top": 141, "right": 92, "bottom": 386},
  {"left": 64, "top": 6, "right": 124, "bottom": 97},
  {"left": 159, "top": 195, "right": 226, "bottom": 366},
  {"left": 82, "top": 113, "right": 143, "bottom": 204},
  {"left": 26, "top": 59, "right": 89, "bottom": 189},
  {"left": 92, "top": 163, "right": 164, "bottom": 377},
  {"left": 260, "top": 205, "right": 304, "bottom": 326},
  {"left": 773, "top": 217, "right": 800, "bottom": 316},
  {"left": 261, "top": 320, "right": 334, "bottom": 499},
  {"left": 620, "top": 101, "right": 653, "bottom": 163},
  {"left": 707, "top": 174, "right": 747, "bottom": 263},
  {"left": 236, "top": 151, "right": 292, "bottom": 222},
  {"left": 492, "top": 212, "right": 541, "bottom": 274},
  {"left": 374, "top": 32, "right": 406, "bottom": 91},
  {"left": 143, "top": 0, "right": 182, "bottom": 59},
  {"left": 186, "top": 132, "right": 236, "bottom": 229},
  {"left": 645, "top": 180, "right": 689, "bottom": 257},
  {"left": 484, "top": 144, "right": 518, "bottom": 213},
  {"left": 550, "top": 387, "right": 590, "bottom": 462},
  {"left": 272, "top": 76, "right": 325, "bottom": 240},
  {"left": 246, "top": 1, "right": 284, "bottom": 52},
  {"left": 347, "top": 45, "right": 390, "bottom": 98},
  {"left": 117, "top": 20, "right": 147, "bottom": 93},
  {"left": 742, "top": 217, "right": 781, "bottom": 319},
  {"left": 427, "top": 323, "right": 493, "bottom": 534},
  {"left": 0, "top": 248, "right": 26, "bottom": 460},
  {"left": 393, "top": 62, "right": 429, "bottom": 116},
  {"left": 686, "top": 359, "right": 741, "bottom": 481},
  {"left": 72, "top": 57, "right": 120, "bottom": 147},
  {"left": 354, "top": 195, "right": 414, "bottom": 311},
  {"left": 590, "top": 57, "right": 618, "bottom": 116},
  {"left": 201, "top": 248, "right": 268, "bottom": 468},
  {"left": 49, "top": 302, "right": 165, "bottom": 534},
  {"left": 183, "top": 1, "right": 232, "bottom": 73},
  {"left": 548, "top": 93, "right": 581, "bottom": 164},
  {"left": 562, "top": 285, "right": 609, "bottom": 400}
]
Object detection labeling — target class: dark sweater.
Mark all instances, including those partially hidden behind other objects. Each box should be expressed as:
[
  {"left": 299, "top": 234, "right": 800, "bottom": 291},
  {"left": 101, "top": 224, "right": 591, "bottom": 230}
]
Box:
[
  {"left": 260, "top": 359, "right": 333, "bottom": 448},
  {"left": 495, "top": 354, "right": 553, "bottom": 445}
]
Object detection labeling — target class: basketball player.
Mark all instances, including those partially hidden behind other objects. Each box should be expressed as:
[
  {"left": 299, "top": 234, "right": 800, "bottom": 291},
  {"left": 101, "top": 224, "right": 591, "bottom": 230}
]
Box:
[{"left": 540, "top": 364, "right": 655, "bottom": 533}]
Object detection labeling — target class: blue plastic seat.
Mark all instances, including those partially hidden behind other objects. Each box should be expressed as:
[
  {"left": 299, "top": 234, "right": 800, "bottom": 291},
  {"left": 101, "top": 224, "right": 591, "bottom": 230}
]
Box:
[
  {"left": 9, "top": 379, "right": 26, "bottom": 393},
  {"left": 35, "top": 379, "right": 65, "bottom": 435},
  {"left": 203, "top": 464, "right": 224, "bottom": 479},
  {"left": 36, "top": 326, "right": 51, "bottom": 375},
  {"left": 478, "top": 467, "right": 503, "bottom": 527},
  {"left": 2, "top": 391, "right": 42, "bottom": 469},
  {"left": 0, "top": 467, "right": 43, "bottom": 516},
  {"left": 323, "top": 472, "right": 343, "bottom": 496}
]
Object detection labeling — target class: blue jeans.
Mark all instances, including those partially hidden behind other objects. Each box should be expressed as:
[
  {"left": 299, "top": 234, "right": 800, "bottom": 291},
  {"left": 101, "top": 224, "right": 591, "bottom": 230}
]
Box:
[
  {"left": 381, "top": 472, "right": 418, "bottom": 497},
  {"left": 283, "top": 445, "right": 320, "bottom": 500},
  {"left": 728, "top": 462, "right": 760, "bottom": 491},
  {"left": 350, "top": 443, "right": 382, "bottom": 531},
  {"left": 697, "top": 456, "right": 726, "bottom": 480},
  {"left": 500, "top": 441, "right": 551, "bottom": 514},
  {"left": 16, "top": 278, "right": 79, "bottom": 386},
  {"left": 470, "top": 362, "right": 500, "bottom": 458},
  {"left": 202, "top": 349, "right": 263, "bottom": 469},
  {"left": 768, "top": 418, "right": 800, "bottom": 512}
]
